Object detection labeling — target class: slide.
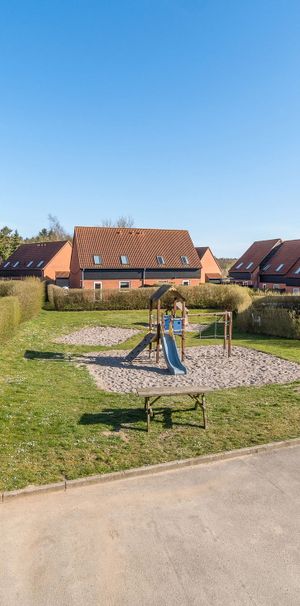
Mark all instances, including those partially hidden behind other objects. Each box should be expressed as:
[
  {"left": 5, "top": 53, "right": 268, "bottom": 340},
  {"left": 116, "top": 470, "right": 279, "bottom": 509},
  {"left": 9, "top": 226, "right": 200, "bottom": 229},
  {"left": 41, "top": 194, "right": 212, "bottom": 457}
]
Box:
[
  {"left": 161, "top": 334, "right": 187, "bottom": 375},
  {"left": 125, "top": 332, "right": 157, "bottom": 363}
]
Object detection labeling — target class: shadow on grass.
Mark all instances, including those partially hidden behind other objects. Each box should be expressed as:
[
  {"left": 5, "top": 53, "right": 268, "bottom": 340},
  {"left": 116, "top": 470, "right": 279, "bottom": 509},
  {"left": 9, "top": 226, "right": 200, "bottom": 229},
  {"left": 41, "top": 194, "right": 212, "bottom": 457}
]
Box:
[
  {"left": 24, "top": 350, "right": 70, "bottom": 361},
  {"left": 79, "top": 404, "right": 204, "bottom": 432}
]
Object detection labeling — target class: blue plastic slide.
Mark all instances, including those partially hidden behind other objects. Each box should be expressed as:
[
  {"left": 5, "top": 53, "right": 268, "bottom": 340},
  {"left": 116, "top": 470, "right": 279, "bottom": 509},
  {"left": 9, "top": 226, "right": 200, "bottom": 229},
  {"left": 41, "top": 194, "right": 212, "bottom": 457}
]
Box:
[{"left": 161, "top": 334, "right": 187, "bottom": 375}]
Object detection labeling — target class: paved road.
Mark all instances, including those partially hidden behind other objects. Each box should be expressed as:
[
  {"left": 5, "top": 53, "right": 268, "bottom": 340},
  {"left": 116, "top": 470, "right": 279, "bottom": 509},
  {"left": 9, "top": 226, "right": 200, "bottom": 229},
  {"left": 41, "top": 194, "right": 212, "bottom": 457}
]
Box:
[{"left": 1, "top": 445, "right": 300, "bottom": 606}]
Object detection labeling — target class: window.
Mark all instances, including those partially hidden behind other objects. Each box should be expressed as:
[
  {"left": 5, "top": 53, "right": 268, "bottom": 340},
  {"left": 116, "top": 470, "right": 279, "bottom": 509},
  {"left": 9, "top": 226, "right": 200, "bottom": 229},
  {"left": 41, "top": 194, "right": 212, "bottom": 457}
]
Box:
[
  {"left": 94, "top": 282, "right": 102, "bottom": 289},
  {"left": 245, "top": 262, "right": 254, "bottom": 270},
  {"left": 156, "top": 256, "right": 165, "bottom": 265},
  {"left": 3, "top": 261, "right": 10, "bottom": 268},
  {"left": 119, "top": 281, "right": 130, "bottom": 289},
  {"left": 294, "top": 267, "right": 300, "bottom": 275},
  {"left": 93, "top": 255, "right": 102, "bottom": 265},
  {"left": 27, "top": 261, "right": 33, "bottom": 267},
  {"left": 293, "top": 288, "right": 300, "bottom": 294},
  {"left": 236, "top": 262, "right": 243, "bottom": 269},
  {"left": 12, "top": 261, "right": 19, "bottom": 267},
  {"left": 120, "top": 255, "right": 129, "bottom": 265},
  {"left": 181, "top": 256, "right": 189, "bottom": 265},
  {"left": 36, "top": 260, "right": 44, "bottom": 268},
  {"left": 262, "top": 263, "right": 271, "bottom": 271},
  {"left": 275, "top": 263, "right": 284, "bottom": 272},
  {"left": 182, "top": 280, "right": 190, "bottom": 286}
]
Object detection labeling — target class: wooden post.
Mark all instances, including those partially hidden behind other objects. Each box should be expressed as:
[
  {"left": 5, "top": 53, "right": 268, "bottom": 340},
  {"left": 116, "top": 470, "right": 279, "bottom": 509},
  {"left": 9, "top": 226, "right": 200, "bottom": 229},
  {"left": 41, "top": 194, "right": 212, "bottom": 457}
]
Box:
[
  {"left": 223, "top": 311, "right": 227, "bottom": 352},
  {"left": 228, "top": 311, "right": 233, "bottom": 357},
  {"left": 149, "top": 301, "right": 153, "bottom": 358},
  {"left": 156, "top": 299, "right": 161, "bottom": 363},
  {"left": 182, "top": 300, "right": 186, "bottom": 361}
]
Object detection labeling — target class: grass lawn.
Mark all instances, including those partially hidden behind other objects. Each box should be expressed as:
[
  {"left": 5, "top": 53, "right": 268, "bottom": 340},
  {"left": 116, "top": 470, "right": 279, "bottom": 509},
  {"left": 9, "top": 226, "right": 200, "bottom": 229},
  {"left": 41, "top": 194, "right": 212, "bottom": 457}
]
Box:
[{"left": 0, "top": 309, "right": 299, "bottom": 491}]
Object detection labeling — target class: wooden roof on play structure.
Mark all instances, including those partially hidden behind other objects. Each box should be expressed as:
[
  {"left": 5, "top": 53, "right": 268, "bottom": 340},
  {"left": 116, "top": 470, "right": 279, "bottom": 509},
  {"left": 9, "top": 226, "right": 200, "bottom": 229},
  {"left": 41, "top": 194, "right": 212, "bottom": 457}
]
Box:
[{"left": 149, "top": 284, "right": 186, "bottom": 304}]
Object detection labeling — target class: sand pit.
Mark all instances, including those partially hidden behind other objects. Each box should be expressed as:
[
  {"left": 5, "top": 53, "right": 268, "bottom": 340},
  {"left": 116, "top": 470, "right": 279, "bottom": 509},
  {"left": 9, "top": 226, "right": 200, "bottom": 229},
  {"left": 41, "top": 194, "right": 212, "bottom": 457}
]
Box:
[
  {"left": 55, "top": 326, "right": 140, "bottom": 346},
  {"left": 78, "top": 345, "right": 300, "bottom": 393}
]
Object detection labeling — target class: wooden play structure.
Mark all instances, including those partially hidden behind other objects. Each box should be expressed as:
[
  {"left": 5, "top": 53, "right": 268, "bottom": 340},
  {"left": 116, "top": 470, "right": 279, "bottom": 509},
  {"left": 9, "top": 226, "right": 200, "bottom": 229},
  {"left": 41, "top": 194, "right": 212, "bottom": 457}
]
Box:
[{"left": 125, "top": 284, "right": 187, "bottom": 374}]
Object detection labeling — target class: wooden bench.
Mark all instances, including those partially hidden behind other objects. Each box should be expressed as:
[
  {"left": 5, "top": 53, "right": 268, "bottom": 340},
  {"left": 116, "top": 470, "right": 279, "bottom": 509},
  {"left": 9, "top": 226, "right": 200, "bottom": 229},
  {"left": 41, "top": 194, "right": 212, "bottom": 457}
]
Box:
[{"left": 137, "top": 386, "right": 211, "bottom": 432}]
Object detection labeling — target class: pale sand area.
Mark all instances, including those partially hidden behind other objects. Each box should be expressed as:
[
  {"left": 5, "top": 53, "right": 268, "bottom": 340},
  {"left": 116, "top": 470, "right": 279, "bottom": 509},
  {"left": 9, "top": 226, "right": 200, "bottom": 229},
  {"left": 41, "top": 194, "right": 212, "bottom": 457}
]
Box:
[
  {"left": 78, "top": 345, "right": 300, "bottom": 393},
  {"left": 55, "top": 325, "right": 141, "bottom": 346}
]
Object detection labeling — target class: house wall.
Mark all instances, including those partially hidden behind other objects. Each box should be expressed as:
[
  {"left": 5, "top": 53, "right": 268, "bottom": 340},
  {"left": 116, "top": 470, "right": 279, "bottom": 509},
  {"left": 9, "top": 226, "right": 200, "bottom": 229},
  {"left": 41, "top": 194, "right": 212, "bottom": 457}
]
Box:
[
  {"left": 201, "top": 250, "right": 222, "bottom": 282},
  {"left": 44, "top": 242, "right": 72, "bottom": 280},
  {"left": 81, "top": 277, "right": 200, "bottom": 290}
]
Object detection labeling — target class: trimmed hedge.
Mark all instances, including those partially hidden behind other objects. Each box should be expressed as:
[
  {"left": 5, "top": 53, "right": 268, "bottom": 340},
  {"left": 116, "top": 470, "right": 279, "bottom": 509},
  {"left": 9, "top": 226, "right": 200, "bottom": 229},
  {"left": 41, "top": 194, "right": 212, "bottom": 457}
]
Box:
[
  {"left": 49, "top": 283, "right": 251, "bottom": 313},
  {"left": 0, "top": 278, "right": 44, "bottom": 321},
  {"left": 0, "top": 297, "right": 21, "bottom": 344},
  {"left": 236, "top": 296, "right": 300, "bottom": 339}
]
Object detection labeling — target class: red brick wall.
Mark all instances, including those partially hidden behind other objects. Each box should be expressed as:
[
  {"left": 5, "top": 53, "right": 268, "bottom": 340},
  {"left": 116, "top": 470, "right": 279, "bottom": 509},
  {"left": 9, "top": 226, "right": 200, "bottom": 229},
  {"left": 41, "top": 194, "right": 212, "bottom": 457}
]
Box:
[{"left": 81, "top": 277, "right": 200, "bottom": 290}]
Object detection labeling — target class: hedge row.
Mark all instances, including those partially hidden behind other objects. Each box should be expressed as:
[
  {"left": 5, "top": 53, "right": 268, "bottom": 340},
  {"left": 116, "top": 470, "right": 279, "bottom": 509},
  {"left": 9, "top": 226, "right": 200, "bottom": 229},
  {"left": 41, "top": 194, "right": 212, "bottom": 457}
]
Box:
[
  {"left": 48, "top": 283, "right": 252, "bottom": 313},
  {"left": 0, "top": 279, "right": 44, "bottom": 344},
  {"left": 236, "top": 296, "right": 300, "bottom": 339},
  {"left": 0, "top": 278, "right": 44, "bottom": 322}
]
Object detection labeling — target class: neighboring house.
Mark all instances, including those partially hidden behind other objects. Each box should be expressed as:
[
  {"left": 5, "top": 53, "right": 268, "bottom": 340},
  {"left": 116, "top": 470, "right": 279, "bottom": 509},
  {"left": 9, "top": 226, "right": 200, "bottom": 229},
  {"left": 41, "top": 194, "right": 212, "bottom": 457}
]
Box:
[
  {"left": 69, "top": 226, "right": 201, "bottom": 290},
  {"left": 0, "top": 241, "right": 72, "bottom": 282},
  {"left": 229, "top": 239, "right": 282, "bottom": 288},
  {"left": 229, "top": 238, "right": 300, "bottom": 293},
  {"left": 259, "top": 240, "right": 300, "bottom": 293},
  {"left": 195, "top": 247, "right": 222, "bottom": 283}
]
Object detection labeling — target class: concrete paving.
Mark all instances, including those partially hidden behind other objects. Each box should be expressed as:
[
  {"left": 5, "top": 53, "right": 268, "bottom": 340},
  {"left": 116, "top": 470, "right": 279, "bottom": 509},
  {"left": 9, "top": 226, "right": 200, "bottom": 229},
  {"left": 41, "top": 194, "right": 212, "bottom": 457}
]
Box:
[{"left": 1, "top": 445, "right": 300, "bottom": 606}]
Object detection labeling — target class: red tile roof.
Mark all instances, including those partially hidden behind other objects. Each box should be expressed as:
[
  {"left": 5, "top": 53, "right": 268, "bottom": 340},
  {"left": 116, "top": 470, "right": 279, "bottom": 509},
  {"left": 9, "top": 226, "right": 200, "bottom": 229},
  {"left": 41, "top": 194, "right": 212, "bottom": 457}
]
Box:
[
  {"left": 260, "top": 240, "right": 300, "bottom": 276},
  {"left": 73, "top": 227, "right": 201, "bottom": 270},
  {"left": 230, "top": 239, "right": 281, "bottom": 273},
  {"left": 0, "top": 241, "right": 69, "bottom": 271}
]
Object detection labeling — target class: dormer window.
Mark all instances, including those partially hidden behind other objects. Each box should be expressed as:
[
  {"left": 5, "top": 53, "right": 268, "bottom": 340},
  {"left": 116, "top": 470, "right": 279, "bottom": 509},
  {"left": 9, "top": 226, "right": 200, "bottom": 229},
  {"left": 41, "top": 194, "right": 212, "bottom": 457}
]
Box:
[
  {"left": 157, "top": 256, "right": 165, "bottom": 265},
  {"left": 262, "top": 263, "right": 271, "bottom": 271},
  {"left": 120, "top": 255, "right": 129, "bottom": 265},
  {"left": 27, "top": 261, "right": 33, "bottom": 268},
  {"left": 93, "top": 255, "right": 102, "bottom": 265},
  {"left": 36, "top": 260, "right": 44, "bottom": 268},
  {"left": 12, "top": 261, "right": 19, "bottom": 268},
  {"left": 275, "top": 263, "right": 284, "bottom": 272},
  {"left": 181, "top": 256, "right": 189, "bottom": 265},
  {"left": 245, "top": 262, "right": 253, "bottom": 270},
  {"left": 236, "top": 262, "right": 243, "bottom": 269},
  {"left": 3, "top": 261, "right": 10, "bottom": 268}
]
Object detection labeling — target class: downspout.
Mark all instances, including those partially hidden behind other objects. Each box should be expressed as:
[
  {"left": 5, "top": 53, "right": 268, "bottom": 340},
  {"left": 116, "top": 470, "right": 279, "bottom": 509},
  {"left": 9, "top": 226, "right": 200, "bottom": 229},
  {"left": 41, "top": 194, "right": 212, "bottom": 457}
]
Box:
[
  {"left": 142, "top": 268, "right": 146, "bottom": 286},
  {"left": 82, "top": 268, "right": 85, "bottom": 289}
]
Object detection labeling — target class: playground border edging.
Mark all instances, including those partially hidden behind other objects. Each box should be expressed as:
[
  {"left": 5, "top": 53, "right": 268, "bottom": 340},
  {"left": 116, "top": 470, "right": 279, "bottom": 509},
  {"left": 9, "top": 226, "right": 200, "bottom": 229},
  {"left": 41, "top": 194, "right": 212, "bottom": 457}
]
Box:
[{"left": 2, "top": 437, "right": 300, "bottom": 503}]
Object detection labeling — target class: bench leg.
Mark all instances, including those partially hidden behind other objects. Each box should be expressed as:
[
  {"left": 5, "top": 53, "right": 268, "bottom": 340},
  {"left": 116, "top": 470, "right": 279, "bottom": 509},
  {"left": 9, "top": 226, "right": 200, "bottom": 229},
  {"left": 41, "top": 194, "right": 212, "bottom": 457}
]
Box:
[
  {"left": 201, "top": 394, "right": 207, "bottom": 429},
  {"left": 145, "top": 398, "right": 151, "bottom": 432}
]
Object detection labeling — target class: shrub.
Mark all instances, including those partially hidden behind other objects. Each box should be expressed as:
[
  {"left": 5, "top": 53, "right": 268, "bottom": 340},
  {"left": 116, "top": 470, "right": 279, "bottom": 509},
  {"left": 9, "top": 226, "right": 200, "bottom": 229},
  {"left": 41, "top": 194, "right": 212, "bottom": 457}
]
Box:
[
  {"left": 0, "top": 278, "right": 44, "bottom": 321},
  {"left": 0, "top": 297, "right": 21, "bottom": 344},
  {"left": 236, "top": 296, "right": 300, "bottom": 339},
  {"left": 50, "top": 283, "right": 251, "bottom": 313}
]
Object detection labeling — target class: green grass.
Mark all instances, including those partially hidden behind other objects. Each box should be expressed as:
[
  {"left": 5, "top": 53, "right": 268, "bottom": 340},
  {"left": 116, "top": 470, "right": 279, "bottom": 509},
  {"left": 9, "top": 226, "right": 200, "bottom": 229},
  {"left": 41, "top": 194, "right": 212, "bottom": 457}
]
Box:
[{"left": 0, "top": 309, "right": 299, "bottom": 491}]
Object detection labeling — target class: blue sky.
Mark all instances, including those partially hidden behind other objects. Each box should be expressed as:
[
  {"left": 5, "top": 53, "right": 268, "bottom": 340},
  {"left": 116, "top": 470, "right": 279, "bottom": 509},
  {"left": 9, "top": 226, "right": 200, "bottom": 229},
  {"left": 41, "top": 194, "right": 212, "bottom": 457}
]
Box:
[{"left": 0, "top": 0, "right": 299, "bottom": 256}]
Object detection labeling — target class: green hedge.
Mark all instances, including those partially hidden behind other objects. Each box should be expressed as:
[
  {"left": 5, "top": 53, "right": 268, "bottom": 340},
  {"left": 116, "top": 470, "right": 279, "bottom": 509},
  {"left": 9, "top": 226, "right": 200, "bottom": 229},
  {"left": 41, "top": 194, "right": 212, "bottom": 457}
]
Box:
[
  {"left": 0, "top": 278, "right": 44, "bottom": 321},
  {"left": 236, "top": 296, "right": 300, "bottom": 339},
  {"left": 49, "top": 283, "right": 251, "bottom": 313},
  {"left": 0, "top": 297, "right": 21, "bottom": 344}
]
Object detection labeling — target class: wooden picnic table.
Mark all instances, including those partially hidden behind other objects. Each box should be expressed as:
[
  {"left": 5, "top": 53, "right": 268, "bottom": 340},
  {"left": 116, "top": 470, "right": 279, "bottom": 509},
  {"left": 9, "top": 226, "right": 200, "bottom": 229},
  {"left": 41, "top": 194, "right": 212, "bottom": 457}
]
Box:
[{"left": 137, "top": 386, "right": 211, "bottom": 432}]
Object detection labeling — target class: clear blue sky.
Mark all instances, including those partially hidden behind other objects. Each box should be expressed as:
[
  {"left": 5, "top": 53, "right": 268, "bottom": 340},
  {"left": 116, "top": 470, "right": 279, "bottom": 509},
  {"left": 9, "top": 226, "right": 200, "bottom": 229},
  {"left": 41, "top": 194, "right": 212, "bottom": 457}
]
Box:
[{"left": 0, "top": 0, "right": 299, "bottom": 256}]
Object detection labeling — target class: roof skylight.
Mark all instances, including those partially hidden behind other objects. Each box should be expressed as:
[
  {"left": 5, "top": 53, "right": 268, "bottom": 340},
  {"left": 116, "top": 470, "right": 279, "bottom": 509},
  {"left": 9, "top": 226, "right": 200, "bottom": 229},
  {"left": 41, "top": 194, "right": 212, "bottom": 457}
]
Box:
[
  {"left": 181, "top": 256, "right": 189, "bottom": 265},
  {"left": 3, "top": 261, "right": 10, "bottom": 268},
  {"left": 93, "top": 255, "right": 102, "bottom": 265},
  {"left": 157, "top": 256, "right": 165, "bottom": 265},
  {"left": 36, "top": 260, "right": 44, "bottom": 268},
  {"left": 12, "top": 261, "right": 19, "bottom": 268},
  {"left": 236, "top": 262, "right": 243, "bottom": 269},
  {"left": 245, "top": 262, "right": 254, "bottom": 270},
  {"left": 275, "top": 263, "right": 284, "bottom": 272},
  {"left": 262, "top": 263, "right": 271, "bottom": 271},
  {"left": 26, "top": 261, "right": 33, "bottom": 267},
  {"left": 295, "top": 267, "right": 300, "bottom": 275},
  {"left": 120, "top": 255, "right": 129, "bottom": 265}
]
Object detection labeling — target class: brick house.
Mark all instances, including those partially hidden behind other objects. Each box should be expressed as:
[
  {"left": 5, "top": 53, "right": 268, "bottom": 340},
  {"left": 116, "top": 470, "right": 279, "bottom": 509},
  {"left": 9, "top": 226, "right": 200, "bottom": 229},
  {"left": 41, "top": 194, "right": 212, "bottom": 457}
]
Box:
[
  {"left": 229, "top": 239, "right": 282, "bottom": 287},
  {"left": 0, "top": 240, "right": 72, "bottom": 282},
  {"left": 195, "top": 247, "right": 222, "bottom": 283},
  {"left": 229, "top": 238, "right": 300, "bottom": 293},
  {"left": 259, "top": 240, "right": 300, "bottom": 293},
  {"left": 69, "top": 227, "right": 201, "bottom": 290}
]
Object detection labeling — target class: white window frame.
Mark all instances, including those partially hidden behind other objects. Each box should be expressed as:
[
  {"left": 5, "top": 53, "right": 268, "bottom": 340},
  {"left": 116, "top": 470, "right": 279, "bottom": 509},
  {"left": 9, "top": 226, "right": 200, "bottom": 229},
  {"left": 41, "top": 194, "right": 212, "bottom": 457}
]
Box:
[
  {"left": 293, "top": 288, "right": 300, "bottom": 294},
  {"left": 275, "top": 263, "right": 284, "bottom": 272},
  {"left": 93, "top": 281, "right": 103, "bottom": 300},
  {"left": 245, "top": 262, "right": 254, "bottom": 270},
  {"left": 119, "top": 280, "right": 131, "bottom": 289},
  {"left": 236, "top": 262, "right": 243, "bottom": 269},
  {"left": 182, "top": 280, "right": 190, "bottom": 286},
  {"left": 27, "top": 261, "right": 33, "bottom": 268},
  {"left": 93, "top": 255, "right": 102, "bottom": 265},
  {"left": 156, "top": 256, "right": 165, "bottom": 265},
  {"left": 3, "top": 261, "right": 10, "bottom": 268},
  {"left": 36, "top": 260, "right": 44, "bottom": 268},
  {"left": 181, "top": 256, "right": 189, "bottom": 265},
  {"left": 294, "top": 267, "right": 300, "bottom": 275}
]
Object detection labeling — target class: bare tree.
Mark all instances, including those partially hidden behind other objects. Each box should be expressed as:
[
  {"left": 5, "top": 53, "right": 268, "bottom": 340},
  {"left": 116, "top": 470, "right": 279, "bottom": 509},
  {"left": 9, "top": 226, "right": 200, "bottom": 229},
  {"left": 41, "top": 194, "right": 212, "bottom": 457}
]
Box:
[{"left": 101, "top": 215, "right": 134, "bottom": 228}]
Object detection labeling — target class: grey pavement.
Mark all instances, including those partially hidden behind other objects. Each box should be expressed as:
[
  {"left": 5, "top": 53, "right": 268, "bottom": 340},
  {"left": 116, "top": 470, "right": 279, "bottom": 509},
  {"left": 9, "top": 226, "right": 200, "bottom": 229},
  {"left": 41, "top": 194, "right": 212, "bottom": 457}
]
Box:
[{"left": 1, "top": 445, "right": 300, "bottom": 606}]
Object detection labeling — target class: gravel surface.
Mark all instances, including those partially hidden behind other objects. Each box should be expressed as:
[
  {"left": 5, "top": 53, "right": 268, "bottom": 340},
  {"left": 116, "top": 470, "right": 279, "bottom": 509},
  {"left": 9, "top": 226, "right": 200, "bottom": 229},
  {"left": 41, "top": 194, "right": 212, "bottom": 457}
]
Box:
[
  {"left": 78, "top": 345, "right": 300, "bottom": 393},
  {"left": 55, "top": 326, "right": 140, "bottom": 346}
]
